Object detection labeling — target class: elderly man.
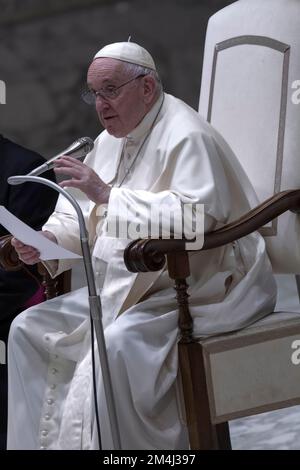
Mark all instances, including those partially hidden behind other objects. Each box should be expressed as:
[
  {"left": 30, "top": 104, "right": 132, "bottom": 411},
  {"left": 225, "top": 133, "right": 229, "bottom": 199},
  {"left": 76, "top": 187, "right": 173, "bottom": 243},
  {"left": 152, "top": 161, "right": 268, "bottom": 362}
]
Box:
[{"left": 8, "top": 42, "right": 276, "bottom": 450}]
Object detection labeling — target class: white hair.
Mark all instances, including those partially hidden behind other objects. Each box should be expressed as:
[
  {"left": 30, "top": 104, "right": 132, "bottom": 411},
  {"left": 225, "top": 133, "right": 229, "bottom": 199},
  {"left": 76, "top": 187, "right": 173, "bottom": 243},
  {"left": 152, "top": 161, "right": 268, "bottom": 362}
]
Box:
[{"left": 121, "top": 62, "right": 163, "bottom": 94}]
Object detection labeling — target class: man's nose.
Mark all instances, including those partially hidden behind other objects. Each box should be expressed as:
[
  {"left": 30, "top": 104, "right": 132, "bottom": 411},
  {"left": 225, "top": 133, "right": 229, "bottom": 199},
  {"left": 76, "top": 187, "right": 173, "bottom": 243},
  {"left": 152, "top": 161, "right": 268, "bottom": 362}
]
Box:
[{"left": 95, "top": 96, "right": 110, "bottom": 112}]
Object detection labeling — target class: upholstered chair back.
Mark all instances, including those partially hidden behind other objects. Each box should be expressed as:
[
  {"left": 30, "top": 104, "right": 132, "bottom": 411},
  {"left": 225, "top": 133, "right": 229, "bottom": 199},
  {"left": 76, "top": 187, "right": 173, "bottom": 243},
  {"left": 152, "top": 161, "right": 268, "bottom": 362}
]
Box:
[{"left": 199, "top": 0, "right": 300, "bottom": 273}]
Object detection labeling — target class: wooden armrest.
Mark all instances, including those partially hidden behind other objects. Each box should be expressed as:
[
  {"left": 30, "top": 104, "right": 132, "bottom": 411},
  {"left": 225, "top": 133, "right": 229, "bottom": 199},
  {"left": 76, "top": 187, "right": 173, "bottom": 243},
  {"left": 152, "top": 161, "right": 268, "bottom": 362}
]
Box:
[
  {"left": 0, "top": 234, "right": 71, "bottom": 300},
  {"left": 124, "top": 190, "right": 300, "bottom": 273},
  {"left": 0, "top": 235, "right": 23, "bottom": 271},
  {"left": 38, "top": 264, "right": 72, "bottom": 299}
]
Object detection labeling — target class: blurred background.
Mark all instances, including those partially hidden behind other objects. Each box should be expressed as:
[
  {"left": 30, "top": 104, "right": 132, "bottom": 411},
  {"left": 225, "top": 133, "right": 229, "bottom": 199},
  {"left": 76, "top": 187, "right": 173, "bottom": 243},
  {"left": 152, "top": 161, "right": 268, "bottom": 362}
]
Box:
[{"left": 0, "top": 0, "right": 235, "bottom": 157}]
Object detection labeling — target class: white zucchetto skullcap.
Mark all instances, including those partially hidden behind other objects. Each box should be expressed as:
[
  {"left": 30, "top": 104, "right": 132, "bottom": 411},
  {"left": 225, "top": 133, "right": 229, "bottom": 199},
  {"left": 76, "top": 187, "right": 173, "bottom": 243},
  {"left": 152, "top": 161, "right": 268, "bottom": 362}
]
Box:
[{"left": 93, "top": 42, "right": 156, "bottom": 71}]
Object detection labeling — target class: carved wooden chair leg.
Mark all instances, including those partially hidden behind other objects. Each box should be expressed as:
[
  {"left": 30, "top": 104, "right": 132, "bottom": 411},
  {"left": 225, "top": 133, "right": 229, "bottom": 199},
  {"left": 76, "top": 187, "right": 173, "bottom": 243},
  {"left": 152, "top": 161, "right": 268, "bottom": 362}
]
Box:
[
  {"left": 178, "top": 342, "right": 218, "bottom": 449},
  {"left": 37, "top": 264, "right": 72, "bottom": 300},
  {"left": 216, "top": 422, "right": 232, "bottom": 450},
  {"left": 167, "top": 252, "right": 232, "bottom": 450}
]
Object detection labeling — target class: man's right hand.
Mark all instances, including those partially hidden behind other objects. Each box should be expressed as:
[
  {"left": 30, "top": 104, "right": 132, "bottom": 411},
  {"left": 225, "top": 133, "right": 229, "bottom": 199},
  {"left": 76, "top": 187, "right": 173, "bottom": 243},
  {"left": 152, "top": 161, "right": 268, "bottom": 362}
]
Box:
[{"left": 11, "top": 230, "right": 57, "bottom": 265}]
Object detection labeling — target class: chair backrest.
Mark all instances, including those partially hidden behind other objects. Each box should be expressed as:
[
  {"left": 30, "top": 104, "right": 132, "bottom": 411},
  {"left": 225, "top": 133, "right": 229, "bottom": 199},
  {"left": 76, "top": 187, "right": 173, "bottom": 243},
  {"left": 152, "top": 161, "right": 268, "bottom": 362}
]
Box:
[{"left": 199, "top": 0, "right": 300, "bottom": 273}]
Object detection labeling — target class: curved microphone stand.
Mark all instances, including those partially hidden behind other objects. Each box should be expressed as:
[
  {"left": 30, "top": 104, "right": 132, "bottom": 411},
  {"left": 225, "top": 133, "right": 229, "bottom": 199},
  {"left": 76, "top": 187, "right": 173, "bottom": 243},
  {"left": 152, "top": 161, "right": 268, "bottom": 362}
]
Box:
[{"left": 8, "top": 174, "right": 121, "bottom": 450}]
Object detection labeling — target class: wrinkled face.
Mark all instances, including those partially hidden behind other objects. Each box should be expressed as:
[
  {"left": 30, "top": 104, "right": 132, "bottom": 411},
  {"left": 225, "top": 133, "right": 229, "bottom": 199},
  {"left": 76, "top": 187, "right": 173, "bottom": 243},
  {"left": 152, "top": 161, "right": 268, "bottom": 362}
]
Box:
[{"left": 87, "top": 58, "right": 154, "bottom": 138}]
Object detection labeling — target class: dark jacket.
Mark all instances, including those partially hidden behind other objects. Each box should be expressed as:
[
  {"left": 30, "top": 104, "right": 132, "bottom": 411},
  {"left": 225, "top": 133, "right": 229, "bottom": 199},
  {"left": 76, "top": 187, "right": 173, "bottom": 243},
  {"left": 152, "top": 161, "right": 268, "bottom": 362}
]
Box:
[
  {"left": 0, "top": 135, "right": 58, "bottom": 328},
  {"left": 0, "top": 135, "right": 58, "bottom": 448}
]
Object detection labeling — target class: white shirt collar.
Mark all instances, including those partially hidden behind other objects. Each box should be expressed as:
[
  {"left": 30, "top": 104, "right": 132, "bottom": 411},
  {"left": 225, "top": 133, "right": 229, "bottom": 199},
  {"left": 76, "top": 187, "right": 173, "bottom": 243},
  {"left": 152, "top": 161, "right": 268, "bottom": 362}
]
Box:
[{"left": 126, "top": 93, "right": 164, "bottom": 145}]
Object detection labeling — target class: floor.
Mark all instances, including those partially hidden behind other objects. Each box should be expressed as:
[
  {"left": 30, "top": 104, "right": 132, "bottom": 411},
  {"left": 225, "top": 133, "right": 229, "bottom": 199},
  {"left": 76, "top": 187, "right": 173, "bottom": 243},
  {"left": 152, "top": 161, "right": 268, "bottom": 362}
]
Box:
[{"left": 230, "top": 404, "right": 300, "bottom": 450}]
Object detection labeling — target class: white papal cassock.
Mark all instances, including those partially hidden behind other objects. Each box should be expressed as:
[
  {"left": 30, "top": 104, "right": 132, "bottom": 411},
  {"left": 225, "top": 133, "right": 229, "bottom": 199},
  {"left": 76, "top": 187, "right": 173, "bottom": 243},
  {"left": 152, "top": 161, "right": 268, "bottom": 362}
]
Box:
[{"left": 7, "top": 93, "right": 276, "bottom": 450}]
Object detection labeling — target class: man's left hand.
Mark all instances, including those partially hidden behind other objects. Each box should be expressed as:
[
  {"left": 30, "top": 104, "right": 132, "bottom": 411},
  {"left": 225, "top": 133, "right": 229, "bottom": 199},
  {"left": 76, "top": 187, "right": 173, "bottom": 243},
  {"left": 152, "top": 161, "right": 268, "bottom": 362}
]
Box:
[{"left": 54, "top": 156, "right": 111, "bottom": 204}]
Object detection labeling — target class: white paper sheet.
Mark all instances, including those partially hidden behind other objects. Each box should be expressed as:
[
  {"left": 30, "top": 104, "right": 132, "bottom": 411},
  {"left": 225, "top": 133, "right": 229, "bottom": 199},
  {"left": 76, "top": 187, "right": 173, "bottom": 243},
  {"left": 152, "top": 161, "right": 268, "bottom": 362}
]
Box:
[{"left": 0, "top": 205, "right": 82, "bottom": 260}]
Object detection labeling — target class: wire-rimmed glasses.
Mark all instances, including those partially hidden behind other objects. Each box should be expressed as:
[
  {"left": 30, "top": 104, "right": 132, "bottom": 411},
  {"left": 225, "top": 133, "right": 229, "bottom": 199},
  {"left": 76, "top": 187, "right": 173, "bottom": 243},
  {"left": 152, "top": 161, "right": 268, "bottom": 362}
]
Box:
[{"left": 81, "top": 74, "right": 146, "bottom": 105}]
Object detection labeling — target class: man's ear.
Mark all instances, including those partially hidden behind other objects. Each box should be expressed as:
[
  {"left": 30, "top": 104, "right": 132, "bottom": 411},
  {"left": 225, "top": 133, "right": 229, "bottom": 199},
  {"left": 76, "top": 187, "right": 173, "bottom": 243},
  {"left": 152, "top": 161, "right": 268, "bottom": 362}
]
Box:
[{"left": 141, "top": 75, "right": 157, "bottom": 104}]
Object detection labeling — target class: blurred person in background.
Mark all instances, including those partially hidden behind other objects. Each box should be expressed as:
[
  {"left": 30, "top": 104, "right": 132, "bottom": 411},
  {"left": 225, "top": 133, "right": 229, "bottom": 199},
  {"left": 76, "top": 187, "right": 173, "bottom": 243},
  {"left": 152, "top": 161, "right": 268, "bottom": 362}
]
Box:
[{"left": 0, "top": 134, "right": 58, "bottom": 449}]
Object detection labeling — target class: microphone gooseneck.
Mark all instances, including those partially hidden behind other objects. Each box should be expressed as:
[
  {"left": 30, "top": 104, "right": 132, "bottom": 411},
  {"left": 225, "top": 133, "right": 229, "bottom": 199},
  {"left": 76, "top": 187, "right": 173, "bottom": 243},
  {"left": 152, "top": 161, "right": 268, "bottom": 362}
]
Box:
[{"left": 28, "top": 136, "right": 94, "bottom": 177}]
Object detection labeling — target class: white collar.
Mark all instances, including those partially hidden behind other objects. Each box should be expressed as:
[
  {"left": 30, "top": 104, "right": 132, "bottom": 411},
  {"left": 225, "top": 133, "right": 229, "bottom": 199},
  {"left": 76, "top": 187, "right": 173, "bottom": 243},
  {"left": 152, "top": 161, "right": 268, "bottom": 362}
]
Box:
[{"left": 126, "top": 93, "right": 164, "bottom": 145}]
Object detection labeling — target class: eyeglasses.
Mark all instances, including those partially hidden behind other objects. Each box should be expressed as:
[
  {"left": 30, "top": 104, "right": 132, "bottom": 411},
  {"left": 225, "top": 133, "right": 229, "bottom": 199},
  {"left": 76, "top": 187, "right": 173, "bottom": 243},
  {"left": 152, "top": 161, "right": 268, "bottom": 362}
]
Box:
[{"left": 81, "top": 74, "right": 146, "bottom": 105}]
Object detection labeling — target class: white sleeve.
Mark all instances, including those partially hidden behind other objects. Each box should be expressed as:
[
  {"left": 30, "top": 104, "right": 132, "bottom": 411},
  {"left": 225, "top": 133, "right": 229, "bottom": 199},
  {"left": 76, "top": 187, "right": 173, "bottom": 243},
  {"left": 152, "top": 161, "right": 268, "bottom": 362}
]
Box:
[{"left": 42, "top": 188, "right": 90, "bottom": 276}]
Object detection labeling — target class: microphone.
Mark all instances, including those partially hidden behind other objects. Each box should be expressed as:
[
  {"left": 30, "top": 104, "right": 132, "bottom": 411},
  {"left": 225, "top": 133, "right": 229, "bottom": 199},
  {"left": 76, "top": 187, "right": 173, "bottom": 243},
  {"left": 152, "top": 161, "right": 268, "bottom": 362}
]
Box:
[{"left": 28, "top": 136, "right": 94, "bottom": 176}]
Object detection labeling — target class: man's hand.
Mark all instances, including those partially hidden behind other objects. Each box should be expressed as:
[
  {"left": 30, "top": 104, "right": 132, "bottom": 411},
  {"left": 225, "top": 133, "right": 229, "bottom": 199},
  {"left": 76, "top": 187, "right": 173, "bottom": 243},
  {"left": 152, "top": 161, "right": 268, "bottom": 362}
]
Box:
[
  {"left": 11, "top": 230, "right": 57, "bottom": 265},
  {"left": 54, "top": 156, "right": 111, "bottom": 204}
]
